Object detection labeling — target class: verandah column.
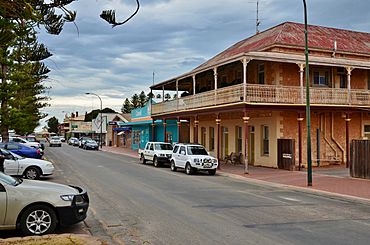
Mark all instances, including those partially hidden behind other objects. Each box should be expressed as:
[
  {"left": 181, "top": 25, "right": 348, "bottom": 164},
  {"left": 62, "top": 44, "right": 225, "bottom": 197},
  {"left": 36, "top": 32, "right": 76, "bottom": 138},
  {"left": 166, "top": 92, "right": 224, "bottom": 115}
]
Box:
[
  {"left": 151, "top": 119, "right": 156, "bottom": 141},
  {"left": 243, "top": 111, "right": 250, "bottom": 174},
  {"left": 297, "top": 113, "right": 304, "bottom": 171},
  {"left": 216, "top": 114, "right": 221, "bottom": 169},
  {"left": 194, "top": 115, "right": 199, "bottom": 144},
  {"left": 346, "top": 67, "right": 354, "bottom": 104},
  {"left": 298, "top": 63, "right": 305, "bottom": 103},
  {"left": 193, "top": 75, "right": 196, "bottom": 96},
  {"left": 242, "top": 58, "right": 250, "bottom": 102},
  {"left": 345, "top": 113, "right": 351, "bottom": 168},
  {"left": 214, "top": 67, "right": 218, "bottom": 105},
  {"left": 177, "top": 117, "right": 181, "bottom": 143},
  {"left": 163, "top": 119, "right": 167, "bottom": 143}
]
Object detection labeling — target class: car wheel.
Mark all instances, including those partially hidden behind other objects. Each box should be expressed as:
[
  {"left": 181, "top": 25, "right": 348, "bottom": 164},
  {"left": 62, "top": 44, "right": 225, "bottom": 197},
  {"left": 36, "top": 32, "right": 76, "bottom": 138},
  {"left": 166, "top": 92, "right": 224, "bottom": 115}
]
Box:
[
  {"left": 140, "top": 154, "right": 146, "bottom": 164},
  {"left": 19, "top": 204, "right": 57, "bottom": 235},
  {"left": 170, "top": 160, "right": 177, "bottom": 172},
  {"left": 208, "top": 169, "right": 216, "bottom": 176},
  {"left": 185, "top": 163, "right": 194, "bottom": 175},
  {"left": 24, "top": 167, "right": 41, "bottom": 180},
  {"left": 153, "top": 156, "right": 160, "bottom": 168}
]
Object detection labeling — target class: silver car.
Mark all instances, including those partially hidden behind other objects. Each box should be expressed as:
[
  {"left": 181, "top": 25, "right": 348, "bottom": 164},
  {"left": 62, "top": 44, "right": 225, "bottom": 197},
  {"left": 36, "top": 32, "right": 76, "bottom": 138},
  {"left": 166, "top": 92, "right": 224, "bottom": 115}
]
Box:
[{"left": 0, "top": 172, "right": 89, "bottom": 235}]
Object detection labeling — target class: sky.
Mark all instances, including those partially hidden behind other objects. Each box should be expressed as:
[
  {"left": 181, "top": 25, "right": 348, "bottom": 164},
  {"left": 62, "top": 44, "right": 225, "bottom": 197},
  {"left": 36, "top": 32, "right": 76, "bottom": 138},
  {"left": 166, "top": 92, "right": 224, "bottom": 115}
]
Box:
[{"left": 37, "top": 0, "right": 370, "bottom": 130}]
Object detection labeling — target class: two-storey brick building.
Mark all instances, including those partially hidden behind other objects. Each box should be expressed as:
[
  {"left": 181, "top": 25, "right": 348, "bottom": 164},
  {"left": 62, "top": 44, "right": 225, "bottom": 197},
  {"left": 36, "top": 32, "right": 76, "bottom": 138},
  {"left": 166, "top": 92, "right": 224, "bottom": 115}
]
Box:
[{"left": 150, "top": 22, "right": 370, "bottom": 170}]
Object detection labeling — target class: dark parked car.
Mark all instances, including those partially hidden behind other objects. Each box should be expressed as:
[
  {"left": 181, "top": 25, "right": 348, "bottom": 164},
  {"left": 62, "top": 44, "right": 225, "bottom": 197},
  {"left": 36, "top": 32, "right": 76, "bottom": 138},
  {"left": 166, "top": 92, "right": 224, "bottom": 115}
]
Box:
[
  {"left": 83, "top": 140, "right": 99, "bottom": 150},
  {"left": 0, "top": 143, "right": 43, "bottom": 159}
]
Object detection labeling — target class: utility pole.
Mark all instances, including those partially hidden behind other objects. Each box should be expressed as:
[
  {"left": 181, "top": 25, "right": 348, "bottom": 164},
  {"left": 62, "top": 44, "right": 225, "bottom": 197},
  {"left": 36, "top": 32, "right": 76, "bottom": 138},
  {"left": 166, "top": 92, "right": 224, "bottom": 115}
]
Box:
[{"left": 303, "top": 0, "right": 312, "bottom": 186}]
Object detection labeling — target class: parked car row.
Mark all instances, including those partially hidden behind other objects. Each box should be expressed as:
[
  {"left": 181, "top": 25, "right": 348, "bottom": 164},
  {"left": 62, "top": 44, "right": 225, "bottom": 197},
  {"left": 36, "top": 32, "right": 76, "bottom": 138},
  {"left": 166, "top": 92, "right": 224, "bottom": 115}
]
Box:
[
  {"left": 139, "top": 142, "right": 218, "bottom": 175},
  {"left": 0, "top": 135, "right": 89, "bottom": 236},
  {"left": 67, "top": 137, "right": 99, "bottom": 150}
]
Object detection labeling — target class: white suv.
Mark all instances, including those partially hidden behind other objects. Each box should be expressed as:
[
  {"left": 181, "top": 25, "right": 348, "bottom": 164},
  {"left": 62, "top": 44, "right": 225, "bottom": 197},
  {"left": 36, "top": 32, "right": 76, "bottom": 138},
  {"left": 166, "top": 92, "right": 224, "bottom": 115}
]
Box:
[
  {"left": 139, "top": 142, "right": 173, "bottom": 167},
  {"left": 170, "top": 143, "right": 218, "bottom": 175}
]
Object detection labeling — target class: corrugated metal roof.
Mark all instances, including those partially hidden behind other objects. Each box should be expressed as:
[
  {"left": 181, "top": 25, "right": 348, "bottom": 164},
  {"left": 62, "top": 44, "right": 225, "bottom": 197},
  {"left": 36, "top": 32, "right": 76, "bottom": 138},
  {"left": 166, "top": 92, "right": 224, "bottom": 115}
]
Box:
[{"left": 194, "top": 22, "right": 370, "bottom": 71}]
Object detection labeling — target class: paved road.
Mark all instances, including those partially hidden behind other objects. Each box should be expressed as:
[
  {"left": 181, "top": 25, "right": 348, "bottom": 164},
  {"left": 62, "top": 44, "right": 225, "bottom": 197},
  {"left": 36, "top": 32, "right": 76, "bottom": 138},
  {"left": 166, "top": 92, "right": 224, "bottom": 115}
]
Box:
[{"left": 46, "top": 144, "right": 370, "bottom": 245}]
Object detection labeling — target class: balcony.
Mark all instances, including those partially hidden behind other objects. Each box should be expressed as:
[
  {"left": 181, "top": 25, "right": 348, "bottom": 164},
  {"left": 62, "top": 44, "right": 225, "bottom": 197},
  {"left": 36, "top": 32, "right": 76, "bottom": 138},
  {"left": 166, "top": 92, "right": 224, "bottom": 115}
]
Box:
[{"left": 152, "top": 84, "right": 370, "bottom": 115}]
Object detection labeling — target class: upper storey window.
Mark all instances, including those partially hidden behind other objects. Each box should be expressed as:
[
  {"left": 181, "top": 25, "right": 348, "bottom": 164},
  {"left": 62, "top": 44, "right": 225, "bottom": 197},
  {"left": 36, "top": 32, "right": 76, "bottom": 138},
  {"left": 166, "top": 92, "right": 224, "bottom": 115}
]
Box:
[{"left": 313, "top": 69, "right": 330, "bottom": 86}]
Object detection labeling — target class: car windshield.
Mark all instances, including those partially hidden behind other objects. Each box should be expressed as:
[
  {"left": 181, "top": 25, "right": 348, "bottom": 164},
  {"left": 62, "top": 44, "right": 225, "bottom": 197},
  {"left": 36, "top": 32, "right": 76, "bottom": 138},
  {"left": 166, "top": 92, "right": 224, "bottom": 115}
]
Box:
[
  {"left": 9, "top": 151, "right": 24, "bottom": 159},
  {"left": 155, "top": 143, "right": 173, "bottom": 150},
  {"left": 0, "top": 172, "right": 19, "bottom": 186},
  {"left": 86, "top": 140, "right": 96, "bottom": 144},
  {"left": 187, "top": 146, "right": 208, "bottom": 155},
  {"left": 51, "top": 136, "right": 60, "bottom": 140}
]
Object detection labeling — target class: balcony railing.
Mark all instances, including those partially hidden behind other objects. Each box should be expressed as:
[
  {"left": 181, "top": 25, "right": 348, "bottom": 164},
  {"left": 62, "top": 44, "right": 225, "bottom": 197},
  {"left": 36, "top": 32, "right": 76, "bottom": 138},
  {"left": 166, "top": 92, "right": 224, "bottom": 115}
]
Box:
[{"left": 152, "top": 83, "right": 370, "bottom": 115}]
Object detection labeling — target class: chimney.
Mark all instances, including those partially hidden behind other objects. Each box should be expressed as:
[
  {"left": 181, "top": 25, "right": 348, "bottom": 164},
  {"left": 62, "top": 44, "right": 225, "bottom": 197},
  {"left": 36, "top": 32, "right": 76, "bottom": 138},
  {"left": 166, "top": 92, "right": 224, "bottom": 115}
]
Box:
[{"left": 76, "top": 111, "right": 79, "bottom": 117}]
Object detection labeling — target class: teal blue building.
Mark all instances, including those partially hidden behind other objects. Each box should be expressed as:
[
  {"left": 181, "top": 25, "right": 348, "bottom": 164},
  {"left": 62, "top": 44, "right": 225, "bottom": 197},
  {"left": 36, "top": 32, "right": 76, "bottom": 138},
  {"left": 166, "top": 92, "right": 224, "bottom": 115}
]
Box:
[{"left": 117, "top": 102, "right": 178, "bottom": 150}]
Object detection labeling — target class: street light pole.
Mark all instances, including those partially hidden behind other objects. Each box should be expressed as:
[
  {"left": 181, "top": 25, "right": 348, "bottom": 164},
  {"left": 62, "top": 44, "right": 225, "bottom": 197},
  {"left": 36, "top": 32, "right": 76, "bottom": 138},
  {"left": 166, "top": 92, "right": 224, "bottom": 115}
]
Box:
[
  {"left": 303, "top": 0, "right": 312, "bottom": 186},
  {"left": 86, "top": 92, "right": 103, "bottom": 149}
]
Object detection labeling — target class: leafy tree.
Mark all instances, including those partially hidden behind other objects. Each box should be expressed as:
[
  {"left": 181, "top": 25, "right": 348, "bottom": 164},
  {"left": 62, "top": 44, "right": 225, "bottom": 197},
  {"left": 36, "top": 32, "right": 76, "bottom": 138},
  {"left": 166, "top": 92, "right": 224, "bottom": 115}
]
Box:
[
  {"left": 47, "top": 116, "right": 59, "bottom": 133},
  {"left": 0, "top": 1, "right": 140, "bottom": 142},
  {"left": 139, "top": 91, "right": 147, "bottom": 107},
  {"left": 131, "top": 93, "right": 139, "bottom": 109},
  {"left": 147, "top": 91, "right": 154, "bottom": 101},
  {"left": 84, "top": 108, "right": 117, "bottom": 122},
  {"left": 121, "top": 98, "right": 133, "bottom": 113}
]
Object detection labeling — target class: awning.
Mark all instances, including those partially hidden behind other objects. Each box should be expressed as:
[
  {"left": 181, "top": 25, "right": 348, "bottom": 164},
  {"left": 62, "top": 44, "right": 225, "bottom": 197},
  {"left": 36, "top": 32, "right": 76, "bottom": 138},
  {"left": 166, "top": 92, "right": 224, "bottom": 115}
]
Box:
[{"left": 117, "top": 131, "right": 125, "bottom": 136}]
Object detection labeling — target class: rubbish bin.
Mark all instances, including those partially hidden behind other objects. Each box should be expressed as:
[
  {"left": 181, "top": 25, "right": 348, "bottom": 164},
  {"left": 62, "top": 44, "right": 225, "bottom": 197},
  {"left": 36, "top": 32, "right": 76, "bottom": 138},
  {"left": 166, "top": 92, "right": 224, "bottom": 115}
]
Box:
[{"left": 109, "top": 140, "right": 112, "bottom": 146}]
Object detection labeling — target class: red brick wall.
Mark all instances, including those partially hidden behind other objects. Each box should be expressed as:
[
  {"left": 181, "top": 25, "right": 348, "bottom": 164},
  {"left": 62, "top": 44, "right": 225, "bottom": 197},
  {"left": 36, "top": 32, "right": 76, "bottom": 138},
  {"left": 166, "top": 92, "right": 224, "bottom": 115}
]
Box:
[{"left": 282, "top": 111, "right": 363, "bottom": 166}]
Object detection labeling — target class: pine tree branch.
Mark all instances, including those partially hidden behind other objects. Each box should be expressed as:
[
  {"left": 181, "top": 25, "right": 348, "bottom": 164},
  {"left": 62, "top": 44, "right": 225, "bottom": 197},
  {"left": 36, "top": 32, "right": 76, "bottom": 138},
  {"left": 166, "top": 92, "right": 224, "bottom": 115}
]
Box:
[{"left": 100, "top": 0, "right": 140, "bottom": 27}]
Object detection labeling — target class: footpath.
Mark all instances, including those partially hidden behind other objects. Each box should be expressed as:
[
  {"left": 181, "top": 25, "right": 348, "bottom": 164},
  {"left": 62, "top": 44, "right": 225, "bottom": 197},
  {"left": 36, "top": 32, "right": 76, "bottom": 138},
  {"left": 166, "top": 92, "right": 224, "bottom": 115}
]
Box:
[{"left": 102, "top": 146, "right": 370, "bottom": 203}]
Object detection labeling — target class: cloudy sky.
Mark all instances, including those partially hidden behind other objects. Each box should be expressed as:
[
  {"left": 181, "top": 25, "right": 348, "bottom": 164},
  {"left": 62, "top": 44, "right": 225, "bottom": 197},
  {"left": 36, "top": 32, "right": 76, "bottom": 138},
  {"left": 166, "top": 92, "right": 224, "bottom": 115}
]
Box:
[{"left": 37, "top": 0, "right": 370, "bottom": 129}]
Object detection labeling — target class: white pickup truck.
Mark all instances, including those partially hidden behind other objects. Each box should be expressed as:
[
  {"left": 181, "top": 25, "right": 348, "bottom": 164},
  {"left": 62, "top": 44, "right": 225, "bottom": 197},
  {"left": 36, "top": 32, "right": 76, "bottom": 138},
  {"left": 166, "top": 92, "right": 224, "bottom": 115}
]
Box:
[{"left": 138, "top": 142, "right": 173, "bottom": 167}]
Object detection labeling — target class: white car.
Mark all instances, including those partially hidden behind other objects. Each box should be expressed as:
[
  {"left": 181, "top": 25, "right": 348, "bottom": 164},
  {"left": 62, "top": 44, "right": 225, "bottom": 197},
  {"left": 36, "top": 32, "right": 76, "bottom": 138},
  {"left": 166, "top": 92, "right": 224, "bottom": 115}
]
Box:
[
  {"left": 170, "top": 143, "right": 218, "bottom": 175},
  {"left": 0, "top": 172, "right": 89, "bottom": 235},
  {"left": 1, "top": 149, "right": 54, "bottom": 180},
  {"left": 49, "top": 136, "right": 62, "bottom": 147},
  {"left": 139, "top": 142, "right": 173, "bottom": 167},
  {"left": 10, "top": 137, "right": 42, "bottom": 150}
]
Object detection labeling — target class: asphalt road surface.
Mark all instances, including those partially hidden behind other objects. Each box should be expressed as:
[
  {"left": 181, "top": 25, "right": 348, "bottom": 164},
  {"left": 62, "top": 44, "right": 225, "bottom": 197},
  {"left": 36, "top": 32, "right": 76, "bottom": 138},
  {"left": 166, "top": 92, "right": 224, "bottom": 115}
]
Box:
[{"left": 45, "top": 144, "right": 370, "bottom": 245}]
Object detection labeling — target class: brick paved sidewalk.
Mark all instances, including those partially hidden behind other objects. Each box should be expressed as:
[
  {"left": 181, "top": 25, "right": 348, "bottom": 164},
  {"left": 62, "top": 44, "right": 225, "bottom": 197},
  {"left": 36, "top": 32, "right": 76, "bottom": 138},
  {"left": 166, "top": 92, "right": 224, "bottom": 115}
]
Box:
[
  {"left": 219, "top": 164, "right": 370, "bottom": 201},
  {"left": 102, "top": 146, "right": 370, "bottom": 201}
]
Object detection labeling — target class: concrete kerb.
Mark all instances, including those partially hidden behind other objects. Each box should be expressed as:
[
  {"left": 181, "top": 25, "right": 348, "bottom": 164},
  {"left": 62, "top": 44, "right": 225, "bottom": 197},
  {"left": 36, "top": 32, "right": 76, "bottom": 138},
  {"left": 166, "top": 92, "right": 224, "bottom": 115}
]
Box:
[
  {"left": 218, "top": 171, "right": 370, "bottom": 206},
  {"left": 89, "top": 207, "right": 126, "bottom": 245}
]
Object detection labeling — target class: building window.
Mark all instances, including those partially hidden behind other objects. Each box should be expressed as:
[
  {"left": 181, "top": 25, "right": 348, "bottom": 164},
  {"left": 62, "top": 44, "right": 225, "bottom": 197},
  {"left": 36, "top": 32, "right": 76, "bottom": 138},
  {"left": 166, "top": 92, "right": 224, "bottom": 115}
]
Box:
[
  {"left": 209, "top": 127, "right": 215, "bottom": 151},
  {"left": 364, "top": 125, "right": 370, "bottom": 139},
  {"left": 258, "top": 64, "right": 265, "bottom": 84},
  {"left": 262, "top": 125, "right": 269, "bottom": 155},
  {"left": 235, "top": 126, "right": 242, "bottom": 154},
  {"left": 313, "top": 69, "right": 330, "bottom": 86},
  {"left": 133, "top": 130, "right": 140, "bottom": 145}
]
